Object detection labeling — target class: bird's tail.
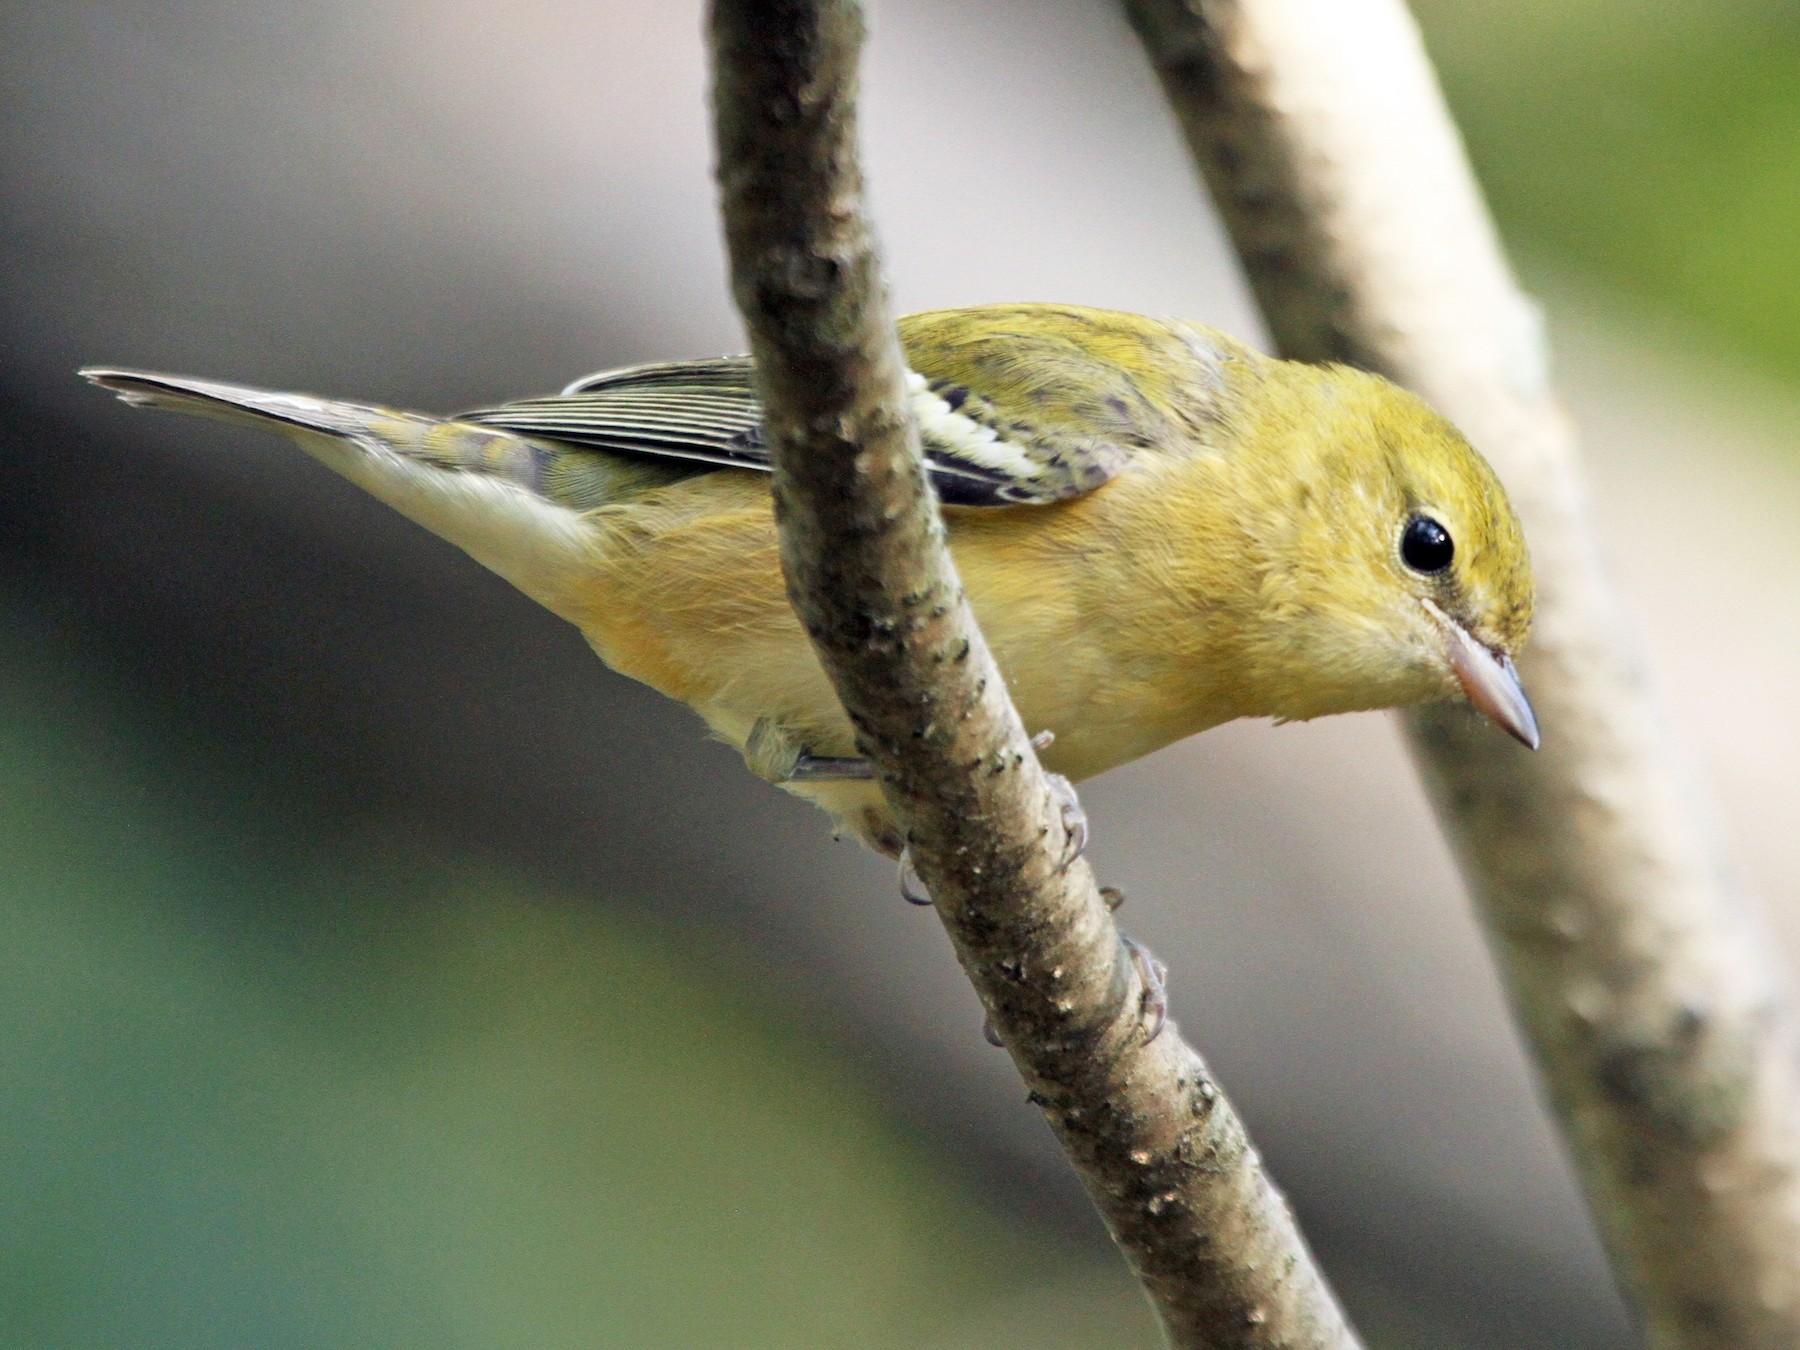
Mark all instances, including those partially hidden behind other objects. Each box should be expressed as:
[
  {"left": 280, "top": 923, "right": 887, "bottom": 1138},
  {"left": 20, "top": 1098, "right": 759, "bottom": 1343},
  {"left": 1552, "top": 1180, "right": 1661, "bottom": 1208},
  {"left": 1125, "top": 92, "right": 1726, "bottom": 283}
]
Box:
[
  {"left": 81, "top": 368, "right": 399, "bottom": 441},
  {"left": 81, "top": 368, "right": 607, "bottom": 626}
]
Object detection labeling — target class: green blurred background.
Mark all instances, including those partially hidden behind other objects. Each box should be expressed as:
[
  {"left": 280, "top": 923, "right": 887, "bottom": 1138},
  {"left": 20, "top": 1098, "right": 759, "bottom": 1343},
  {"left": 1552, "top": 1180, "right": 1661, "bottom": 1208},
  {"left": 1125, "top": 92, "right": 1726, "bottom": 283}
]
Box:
[
  {"left": 3, "top": 1, "right": 1798, "bottom": 1346},
  {"left": 1417, "top": 0, "right": 1800, "bottom": 382},
  {"left": 0, "top": 607, "right": 1085, "bottom": 1348}
]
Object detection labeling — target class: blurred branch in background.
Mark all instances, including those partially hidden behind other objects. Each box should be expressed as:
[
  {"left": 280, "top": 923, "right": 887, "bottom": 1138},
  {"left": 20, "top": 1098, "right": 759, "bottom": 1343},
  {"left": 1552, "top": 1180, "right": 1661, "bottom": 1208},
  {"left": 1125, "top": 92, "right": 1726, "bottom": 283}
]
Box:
[
  {"left": 1121, "top": 0, "right": 1800, "bottom": 1343},
  {"left": 707, "top": 1, "right": 1358, "bottom": 1345}
]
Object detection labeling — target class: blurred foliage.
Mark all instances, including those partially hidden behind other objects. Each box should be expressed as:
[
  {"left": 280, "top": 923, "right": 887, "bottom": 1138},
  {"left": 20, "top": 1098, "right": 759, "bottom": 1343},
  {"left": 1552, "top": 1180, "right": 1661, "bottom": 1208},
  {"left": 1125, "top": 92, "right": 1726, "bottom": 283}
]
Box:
[
  {"left": 1412, "top": 0, "right": 1800, "bottom": 381},
  {"left": 0, "top": 597, "right": 1156, "bottom": 1348}
]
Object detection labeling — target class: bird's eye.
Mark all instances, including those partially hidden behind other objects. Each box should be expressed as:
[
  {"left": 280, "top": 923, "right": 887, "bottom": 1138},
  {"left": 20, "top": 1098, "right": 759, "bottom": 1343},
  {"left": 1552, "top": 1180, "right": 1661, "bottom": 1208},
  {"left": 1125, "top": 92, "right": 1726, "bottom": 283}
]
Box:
[{"left": 1401, "top": 515, "right": 1455, "bottom": 574}]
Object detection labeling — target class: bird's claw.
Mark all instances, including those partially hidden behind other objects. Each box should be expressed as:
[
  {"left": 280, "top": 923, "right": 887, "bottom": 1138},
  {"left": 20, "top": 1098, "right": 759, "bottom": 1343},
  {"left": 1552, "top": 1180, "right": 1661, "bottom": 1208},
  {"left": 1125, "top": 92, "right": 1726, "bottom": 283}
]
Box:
[
  {"left": 1123, "top": 933, "right": 1170, "bottom": 1043},
  {"left": 1045, "top": 772, "right": 1088, "bottom": 867},
  {"left": 982, "top": 1013, "right": 1005, "bottom": 1048},
  {"left": 898, "top": 848, "right": 933, "bottom": 906}
]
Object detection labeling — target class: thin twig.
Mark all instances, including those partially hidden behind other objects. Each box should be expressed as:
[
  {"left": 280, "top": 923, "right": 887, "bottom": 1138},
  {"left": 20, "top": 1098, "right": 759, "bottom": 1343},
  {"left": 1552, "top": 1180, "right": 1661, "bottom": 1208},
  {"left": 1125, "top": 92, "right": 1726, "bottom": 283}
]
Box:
[
  {"left": 1120, "top": 0, "right": 1800, "bottom": 1343},
  {"left": 706, "top": 1, "right": 1361, "bottom": 1345}
]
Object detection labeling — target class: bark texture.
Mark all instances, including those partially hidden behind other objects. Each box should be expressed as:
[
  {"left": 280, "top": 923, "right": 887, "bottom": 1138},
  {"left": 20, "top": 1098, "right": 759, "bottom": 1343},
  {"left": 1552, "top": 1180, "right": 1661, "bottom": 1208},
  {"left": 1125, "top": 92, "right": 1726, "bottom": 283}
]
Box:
[
  {"left": 708, "top": 2, "right": 1362, "bottom": 1345},
  {"left": 1120, "top": 1, "right": 1800, "bottom": 1344}
]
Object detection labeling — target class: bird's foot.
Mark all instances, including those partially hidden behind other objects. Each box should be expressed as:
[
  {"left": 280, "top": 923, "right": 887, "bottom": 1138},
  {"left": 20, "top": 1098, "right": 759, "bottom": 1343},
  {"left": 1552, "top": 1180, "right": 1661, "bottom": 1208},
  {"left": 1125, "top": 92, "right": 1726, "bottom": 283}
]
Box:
[
  {"left": 1031, "top": 731, "right": 1087, "bottom": 865},
  {"left": 1045, "top": 773, "right": 1088, "bottom": 868},
  {"left": 898, "top": 848, "right": 933, "bottom": 906},
  {"left": 1123, "top": 933, "right": 1170, "bottom": 1043}
]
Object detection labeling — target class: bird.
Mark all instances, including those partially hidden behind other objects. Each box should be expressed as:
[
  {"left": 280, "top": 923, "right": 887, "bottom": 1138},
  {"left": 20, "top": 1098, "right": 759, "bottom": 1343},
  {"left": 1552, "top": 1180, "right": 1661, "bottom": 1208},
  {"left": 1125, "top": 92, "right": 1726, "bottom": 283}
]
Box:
[{"left": 83, "top": 302, "right": 1536, "bottom": 860}]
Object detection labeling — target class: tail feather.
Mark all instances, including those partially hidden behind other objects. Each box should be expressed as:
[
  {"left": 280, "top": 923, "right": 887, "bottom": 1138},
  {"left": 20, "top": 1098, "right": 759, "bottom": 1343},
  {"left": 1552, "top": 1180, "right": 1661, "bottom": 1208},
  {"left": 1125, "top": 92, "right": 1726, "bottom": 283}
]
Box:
[
  {"left": 81, "top": 368, "right": 388, "bottom": 440},
  {"left": 81, "top": 367, "right": 605, "bottom": 626}
]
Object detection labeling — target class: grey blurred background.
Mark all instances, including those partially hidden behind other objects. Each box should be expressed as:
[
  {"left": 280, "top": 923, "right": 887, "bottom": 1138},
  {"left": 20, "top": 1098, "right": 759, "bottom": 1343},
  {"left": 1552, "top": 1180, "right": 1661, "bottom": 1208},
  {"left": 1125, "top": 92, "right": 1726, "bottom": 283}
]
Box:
[{"left": 4, "top": 1, "right": 1798, "bottom": 1345}]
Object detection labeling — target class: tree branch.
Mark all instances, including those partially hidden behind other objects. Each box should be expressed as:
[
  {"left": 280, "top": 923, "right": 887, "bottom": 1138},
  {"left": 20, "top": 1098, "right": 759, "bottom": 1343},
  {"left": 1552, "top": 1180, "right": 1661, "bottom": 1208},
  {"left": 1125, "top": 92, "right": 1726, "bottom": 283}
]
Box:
[
  {"left": 706, "top": 1, "right": 1361, "bottom": 1345},
  {"left": 1119, "top": 0, "right": 1800, "bottom": 1343}
]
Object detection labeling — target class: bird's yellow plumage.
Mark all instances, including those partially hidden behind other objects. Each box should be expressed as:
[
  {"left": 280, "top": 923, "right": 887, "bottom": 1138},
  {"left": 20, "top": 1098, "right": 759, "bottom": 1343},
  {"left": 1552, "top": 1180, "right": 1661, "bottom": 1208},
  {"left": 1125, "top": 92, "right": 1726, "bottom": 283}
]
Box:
[{"left": 83, "top": 304, "right": 1536, "bottom": 854}]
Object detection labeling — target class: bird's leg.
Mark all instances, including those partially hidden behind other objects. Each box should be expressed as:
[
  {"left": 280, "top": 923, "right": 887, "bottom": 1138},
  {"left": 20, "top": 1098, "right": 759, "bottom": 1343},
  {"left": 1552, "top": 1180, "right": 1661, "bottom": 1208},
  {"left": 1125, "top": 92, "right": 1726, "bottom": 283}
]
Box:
[
  {"left": 1122, "top": 934, "right": 1170, "bottom": 1043},
  {"left": 745, "top": 718, "right": 916, "bottom": 897},
  {"left": 790, "top": 755, "right": 877, "bottom": 780},
  {"left": 743, "top": 717, "right": 875, "bottom": 783}
]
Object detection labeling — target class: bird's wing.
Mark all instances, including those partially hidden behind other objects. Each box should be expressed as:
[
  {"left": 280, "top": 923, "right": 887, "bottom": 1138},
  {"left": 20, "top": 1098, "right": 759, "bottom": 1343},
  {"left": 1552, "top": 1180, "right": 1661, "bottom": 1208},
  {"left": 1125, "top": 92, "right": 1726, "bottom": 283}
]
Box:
[
  {"left": 458, "top": 357, "right": 780, "bottom": 486},
  {"left": 459, "top": 308, "right": 1209, "bottom": 507}
]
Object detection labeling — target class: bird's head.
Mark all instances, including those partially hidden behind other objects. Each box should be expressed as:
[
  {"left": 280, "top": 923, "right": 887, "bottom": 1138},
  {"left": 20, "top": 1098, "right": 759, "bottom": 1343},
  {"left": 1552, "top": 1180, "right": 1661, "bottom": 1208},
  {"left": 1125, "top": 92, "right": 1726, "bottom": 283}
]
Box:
[{"left": 1228, "top": 361, "right": 1537, "bottom": 746}]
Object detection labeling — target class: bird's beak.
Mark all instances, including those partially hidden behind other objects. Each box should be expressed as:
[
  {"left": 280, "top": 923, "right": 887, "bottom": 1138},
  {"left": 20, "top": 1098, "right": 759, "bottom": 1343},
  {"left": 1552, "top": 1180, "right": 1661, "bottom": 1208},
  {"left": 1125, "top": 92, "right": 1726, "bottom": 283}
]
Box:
[{"left": 1443, "top": 619, "right": 1539, "bottom": 749}]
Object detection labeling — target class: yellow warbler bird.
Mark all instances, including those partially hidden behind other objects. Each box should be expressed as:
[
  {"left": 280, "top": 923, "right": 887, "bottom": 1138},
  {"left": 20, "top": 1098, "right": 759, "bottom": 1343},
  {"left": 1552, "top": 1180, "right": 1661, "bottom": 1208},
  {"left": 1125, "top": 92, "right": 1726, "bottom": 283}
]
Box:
[{"left": 83, "top": 303, "right": 1535, "bottom": 857}]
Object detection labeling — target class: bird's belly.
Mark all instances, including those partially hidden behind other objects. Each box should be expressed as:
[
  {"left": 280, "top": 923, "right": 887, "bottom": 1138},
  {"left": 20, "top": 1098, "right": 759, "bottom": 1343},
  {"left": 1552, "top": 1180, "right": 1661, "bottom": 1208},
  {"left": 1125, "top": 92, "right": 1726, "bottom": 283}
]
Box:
[{"left": 572, "top": 473, "right": 1213, "bottom": 842}]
